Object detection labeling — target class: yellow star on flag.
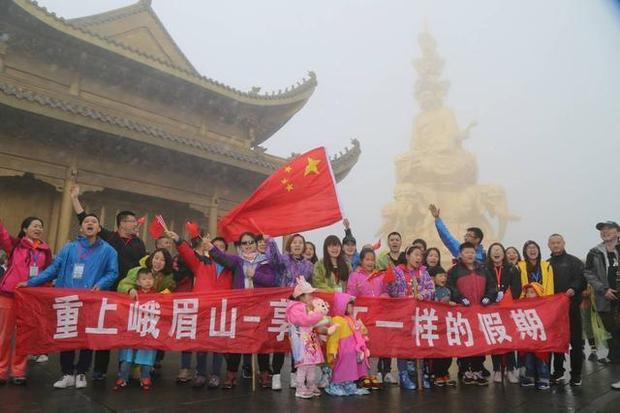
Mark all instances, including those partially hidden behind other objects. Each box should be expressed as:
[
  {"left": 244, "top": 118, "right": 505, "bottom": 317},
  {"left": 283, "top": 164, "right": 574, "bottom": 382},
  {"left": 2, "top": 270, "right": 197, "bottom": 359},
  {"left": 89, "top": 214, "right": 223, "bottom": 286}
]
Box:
[
  {"left": 284, "top": 166, "right": 292, "bottom": 173},
  {"left": 286, "top": 183, "right": 294, "bottom": 192},
  {"left": 281, "top": 178, "right": 288, "bottom": 185},
  {"left": 304, "top": 157, "right": 321, "bottom": 176}
]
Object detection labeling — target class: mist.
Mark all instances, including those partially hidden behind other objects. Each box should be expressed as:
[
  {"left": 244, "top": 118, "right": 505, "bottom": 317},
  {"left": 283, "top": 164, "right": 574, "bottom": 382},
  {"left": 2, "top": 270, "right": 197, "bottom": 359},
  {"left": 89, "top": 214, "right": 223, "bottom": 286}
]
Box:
[{"left": 39, "top": 0, "right": 620, "bottom": 259}]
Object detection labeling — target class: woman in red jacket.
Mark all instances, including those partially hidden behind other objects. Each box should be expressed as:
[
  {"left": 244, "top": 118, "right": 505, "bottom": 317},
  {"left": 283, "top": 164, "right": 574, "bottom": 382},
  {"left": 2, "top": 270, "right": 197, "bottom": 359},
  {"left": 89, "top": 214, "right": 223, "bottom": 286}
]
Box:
[
  {"left": 0, "top": 217, "right": 52, "bottom": 384},
  {"left": 168, "top": 231, "right": 233, "bottom": 388}
]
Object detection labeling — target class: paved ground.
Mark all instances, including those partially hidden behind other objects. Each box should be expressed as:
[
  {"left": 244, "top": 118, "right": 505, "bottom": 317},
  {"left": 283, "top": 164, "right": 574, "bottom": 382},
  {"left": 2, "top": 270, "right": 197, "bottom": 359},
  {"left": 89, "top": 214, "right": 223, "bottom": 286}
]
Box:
[{"left": 1, "top": 351, "right": 620, "bottom": 413}]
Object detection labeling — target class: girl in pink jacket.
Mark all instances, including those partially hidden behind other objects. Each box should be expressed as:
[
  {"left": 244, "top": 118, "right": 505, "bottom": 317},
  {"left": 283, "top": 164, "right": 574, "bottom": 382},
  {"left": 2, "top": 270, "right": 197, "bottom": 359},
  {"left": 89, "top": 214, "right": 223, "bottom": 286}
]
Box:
[
  {"left": 286, "top": 277, "right": 325, "bottom": 399},
  {"left": 0, "top": 217, "right": 52, "bottom": 384},
  {"left": 346, "top": 248, "right": 386, "bottom": 298}
]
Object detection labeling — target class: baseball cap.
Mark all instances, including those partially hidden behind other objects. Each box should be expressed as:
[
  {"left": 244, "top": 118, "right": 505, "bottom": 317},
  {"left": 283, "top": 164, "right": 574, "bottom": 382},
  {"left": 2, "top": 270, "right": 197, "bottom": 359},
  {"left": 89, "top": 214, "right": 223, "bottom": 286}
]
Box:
[{"left": 596, "top": 221, "right": 620, "bottom": 231}]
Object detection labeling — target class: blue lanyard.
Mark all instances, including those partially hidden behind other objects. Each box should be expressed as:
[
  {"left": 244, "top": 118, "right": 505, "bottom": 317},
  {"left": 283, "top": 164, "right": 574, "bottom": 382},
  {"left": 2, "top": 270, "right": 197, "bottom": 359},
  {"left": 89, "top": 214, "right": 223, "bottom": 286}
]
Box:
[{"left": 29, "top": 250, "right": 40, "bottom": 266}]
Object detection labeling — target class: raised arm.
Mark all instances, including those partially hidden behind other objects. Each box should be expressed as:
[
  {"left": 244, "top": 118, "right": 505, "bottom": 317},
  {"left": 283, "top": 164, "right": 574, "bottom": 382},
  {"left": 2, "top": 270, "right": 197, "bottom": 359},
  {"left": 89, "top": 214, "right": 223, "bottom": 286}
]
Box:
[
  {"left": 71, "top": 184, "right": 112, "bottom": 239},
  {"left": 429, "top": 204, "right": 460, "bottom": 258},
  {"left": 175, "top": 240, "right": 201, "bottom": 276},
  {"left": 0, "top": 220, "right": 18, "bottom": 256},
  {"left": 343, "top": 218, "right": 353, "bottom": 239},
  {"left": 265, "top": 237, "right": 286, "bottom": 272}
]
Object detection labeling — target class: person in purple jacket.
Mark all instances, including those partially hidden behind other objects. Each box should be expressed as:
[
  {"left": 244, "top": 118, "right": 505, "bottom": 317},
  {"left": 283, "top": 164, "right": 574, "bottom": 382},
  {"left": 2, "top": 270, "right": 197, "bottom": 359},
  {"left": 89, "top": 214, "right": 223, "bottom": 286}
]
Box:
[
  {"left": 206, "top": 231, "right": 268, "bottom": 389},
  {"left": 252, "top": 234, "right": 314, "bottom": 390}
]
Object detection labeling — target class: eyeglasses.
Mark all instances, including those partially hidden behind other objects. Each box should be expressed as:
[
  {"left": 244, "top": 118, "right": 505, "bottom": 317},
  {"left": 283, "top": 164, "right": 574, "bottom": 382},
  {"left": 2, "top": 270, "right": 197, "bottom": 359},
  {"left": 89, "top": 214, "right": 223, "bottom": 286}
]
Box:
[{"left": 241, "top": 240, "right": 256, "bottom": 246}]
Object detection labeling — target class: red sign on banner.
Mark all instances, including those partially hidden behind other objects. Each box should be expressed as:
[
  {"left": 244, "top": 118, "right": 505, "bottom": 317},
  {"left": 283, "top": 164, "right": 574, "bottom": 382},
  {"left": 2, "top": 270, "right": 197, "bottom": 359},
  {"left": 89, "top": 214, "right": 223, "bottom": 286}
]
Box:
[{"left": 15, "top": 288, "right": 569, "bottom": 357}]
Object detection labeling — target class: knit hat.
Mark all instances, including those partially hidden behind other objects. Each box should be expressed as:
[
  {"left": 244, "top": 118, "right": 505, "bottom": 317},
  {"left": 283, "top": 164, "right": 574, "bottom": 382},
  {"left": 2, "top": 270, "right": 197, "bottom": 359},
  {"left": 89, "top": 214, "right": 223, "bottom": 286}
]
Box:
[
  {"left": 522, "top": 282, "right": 544, "bottom": 298},
  {"left": 292, "top": 276, "right": 316, "bottom": 298}
]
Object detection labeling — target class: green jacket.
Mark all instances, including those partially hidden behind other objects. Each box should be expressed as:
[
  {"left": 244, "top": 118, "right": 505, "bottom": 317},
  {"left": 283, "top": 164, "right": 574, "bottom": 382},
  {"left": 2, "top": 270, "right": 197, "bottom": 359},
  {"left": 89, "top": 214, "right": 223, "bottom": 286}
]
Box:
[
  {"left": 117, "top": 259, "right": 176, "bottom": 293},
  {"left": 312, "top": 259, "right": 351, "bottom": 292}
]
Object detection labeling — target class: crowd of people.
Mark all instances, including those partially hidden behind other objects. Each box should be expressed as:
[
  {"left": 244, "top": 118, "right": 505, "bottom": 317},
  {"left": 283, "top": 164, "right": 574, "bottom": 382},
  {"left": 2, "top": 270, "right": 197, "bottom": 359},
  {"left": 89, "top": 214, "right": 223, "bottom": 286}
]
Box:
[{"left": 0, "top": 185, "right": 619, "bottom": 399}]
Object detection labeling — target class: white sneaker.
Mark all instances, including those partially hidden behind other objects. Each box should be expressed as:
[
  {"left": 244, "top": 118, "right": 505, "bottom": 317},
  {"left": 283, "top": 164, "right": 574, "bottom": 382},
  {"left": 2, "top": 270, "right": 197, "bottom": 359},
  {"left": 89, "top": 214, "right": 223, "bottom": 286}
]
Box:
[
  {"left": 53, "top": 375, "right": 75, "bottom": 389},
  {"left": 75, "top": 374, "right": 87, "bottom": 389},
  {"left": 493, "top": 371, "right": 502, "bottom": 383},
  {"left": 384, "top": 372, "right": 397, "bottom": 384},
  {"left": 376, "top": 372, "right": 383, "bottom": 384},
  {"left": 271, "top": 374, "right": 282, "bottom": 391},
  {"left": 611, "top": 380, "right": 620, "bottom": 390},
  {"left": 507, "top": 370, "right": 519, "bottom": 384},
  {"left": 290, "top": 372, "right": 297, "bottom": 389}
]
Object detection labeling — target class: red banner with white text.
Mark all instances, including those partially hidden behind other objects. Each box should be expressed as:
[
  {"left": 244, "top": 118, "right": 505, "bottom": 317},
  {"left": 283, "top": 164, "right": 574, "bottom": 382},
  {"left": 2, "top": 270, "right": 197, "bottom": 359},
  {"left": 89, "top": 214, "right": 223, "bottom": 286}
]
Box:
[{"left": 15, "top": 288, "right": 569, "bottom": 358}]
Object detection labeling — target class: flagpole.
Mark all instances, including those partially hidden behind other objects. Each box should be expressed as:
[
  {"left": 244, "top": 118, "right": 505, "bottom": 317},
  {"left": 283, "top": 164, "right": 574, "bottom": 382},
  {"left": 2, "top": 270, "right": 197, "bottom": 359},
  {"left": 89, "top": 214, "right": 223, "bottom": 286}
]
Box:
[{"left": 252, "top": 353, "right": 257, "bottom": 391}]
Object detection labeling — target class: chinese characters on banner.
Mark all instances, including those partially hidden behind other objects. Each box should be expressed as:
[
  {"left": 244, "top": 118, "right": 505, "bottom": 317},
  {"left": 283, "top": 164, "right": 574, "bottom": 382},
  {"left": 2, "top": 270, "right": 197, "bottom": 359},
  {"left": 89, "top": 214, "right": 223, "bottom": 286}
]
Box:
[{"left": 15, "top": 288, "right": 569, "bottom": 358}]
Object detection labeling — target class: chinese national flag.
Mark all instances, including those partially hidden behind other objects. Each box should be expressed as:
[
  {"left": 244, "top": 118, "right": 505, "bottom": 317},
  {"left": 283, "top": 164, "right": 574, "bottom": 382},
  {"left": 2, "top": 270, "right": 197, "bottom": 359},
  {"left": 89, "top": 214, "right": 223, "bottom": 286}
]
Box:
[{"left": 218, "top": 147, "right": 342, "bottom": 241}]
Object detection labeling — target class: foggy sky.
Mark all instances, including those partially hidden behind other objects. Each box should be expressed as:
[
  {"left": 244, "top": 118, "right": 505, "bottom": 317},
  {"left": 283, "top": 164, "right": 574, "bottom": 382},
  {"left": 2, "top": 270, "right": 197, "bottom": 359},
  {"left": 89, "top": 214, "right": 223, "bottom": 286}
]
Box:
[{"left": 40, "top": 0, "right": 620, "bottom": 259}]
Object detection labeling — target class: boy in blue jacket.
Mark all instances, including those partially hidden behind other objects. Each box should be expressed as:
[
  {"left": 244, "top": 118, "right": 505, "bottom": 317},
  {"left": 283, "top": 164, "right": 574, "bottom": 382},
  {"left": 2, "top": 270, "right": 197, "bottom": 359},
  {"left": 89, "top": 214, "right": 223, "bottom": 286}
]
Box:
[{"left": 20, "top": 213, "right": 118, "bottom": 390}]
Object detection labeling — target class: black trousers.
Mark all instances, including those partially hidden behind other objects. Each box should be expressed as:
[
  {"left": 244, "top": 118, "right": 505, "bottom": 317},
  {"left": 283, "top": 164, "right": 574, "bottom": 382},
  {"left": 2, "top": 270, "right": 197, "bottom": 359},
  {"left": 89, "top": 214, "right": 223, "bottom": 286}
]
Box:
[
  {"left": 93, "top": 350, "right": 111, "bottom": 374},
  {"left": 460, "top": 356, "right": 485, "bottom": 373},
  {"left": 60, "top": 350, "right": 93, "bottom": 375},
  {"left": 257, "top": 353, "right": 285, "bottom": 374},
  {"left": 553, "top": 303, "right": 584, "bottom": 377},
  {"left": 378, "top": 358, "right": 392, "bottom": 375},
  {"left": 433, "top": 358, "right": 452, "bottom": 377},
  {"left": 492, "top": 352, "right": 516, "bottom": 371}
]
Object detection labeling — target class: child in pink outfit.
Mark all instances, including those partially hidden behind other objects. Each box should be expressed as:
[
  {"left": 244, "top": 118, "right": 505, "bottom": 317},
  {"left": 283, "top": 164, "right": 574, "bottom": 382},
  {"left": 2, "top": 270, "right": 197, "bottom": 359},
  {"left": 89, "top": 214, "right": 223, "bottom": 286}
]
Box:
[
  {"left": 346, "top": 248, "right": 386, "bottom": 298},
  {"left": 286, "top": 277, "right": 325, "bottom": 399}
]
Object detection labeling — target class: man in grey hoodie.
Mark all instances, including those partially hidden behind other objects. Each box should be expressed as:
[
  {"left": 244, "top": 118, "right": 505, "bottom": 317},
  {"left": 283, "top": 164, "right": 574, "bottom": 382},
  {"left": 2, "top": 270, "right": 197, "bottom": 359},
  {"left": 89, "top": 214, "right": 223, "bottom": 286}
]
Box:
[{"left": 584, "top": 221, "right": 620, "bottom": 374}]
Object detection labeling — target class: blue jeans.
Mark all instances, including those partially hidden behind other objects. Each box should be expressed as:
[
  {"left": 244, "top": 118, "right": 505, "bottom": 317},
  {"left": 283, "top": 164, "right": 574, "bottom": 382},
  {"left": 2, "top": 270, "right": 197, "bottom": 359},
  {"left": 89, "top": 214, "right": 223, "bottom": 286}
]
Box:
[
  {"left": 524, "top": 353, "right": 550, "bottom": 383},
  {"left": 196, "top": 353, "right": 223, "bottom": 378},
  {"left": 181, "top": 352, "right": 223, "bottom": 377}
]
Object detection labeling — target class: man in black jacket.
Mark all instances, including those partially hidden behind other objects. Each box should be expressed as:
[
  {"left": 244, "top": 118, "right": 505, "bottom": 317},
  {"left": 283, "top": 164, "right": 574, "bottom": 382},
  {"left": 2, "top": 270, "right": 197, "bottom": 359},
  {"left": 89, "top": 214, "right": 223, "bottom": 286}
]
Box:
[
  {"left": 70, "top": 184, "right": 146, "bottom": 381},
  {"left": 547, "top": 234, "right": 586, "bottom": 386}
]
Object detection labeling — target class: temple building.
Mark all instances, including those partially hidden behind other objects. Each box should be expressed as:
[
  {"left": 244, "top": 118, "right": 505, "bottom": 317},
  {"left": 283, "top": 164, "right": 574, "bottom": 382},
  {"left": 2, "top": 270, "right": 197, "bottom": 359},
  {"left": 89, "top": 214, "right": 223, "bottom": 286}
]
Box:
[{"left": 0, "top": 0, "right": 360, "bottom": 251}]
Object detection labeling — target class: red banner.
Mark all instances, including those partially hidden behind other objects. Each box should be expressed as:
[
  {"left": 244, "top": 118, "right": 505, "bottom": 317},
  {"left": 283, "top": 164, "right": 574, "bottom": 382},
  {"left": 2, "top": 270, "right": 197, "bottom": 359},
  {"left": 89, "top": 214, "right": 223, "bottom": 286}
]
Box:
[{"left": 15, "top": 288, "right": 569, "bottom": 358}]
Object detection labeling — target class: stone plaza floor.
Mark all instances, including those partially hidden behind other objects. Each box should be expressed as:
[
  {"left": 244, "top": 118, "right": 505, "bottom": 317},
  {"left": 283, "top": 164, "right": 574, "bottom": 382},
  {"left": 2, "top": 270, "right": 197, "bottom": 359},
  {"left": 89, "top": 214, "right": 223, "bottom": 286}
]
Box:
[{"left": 1, "top": 351, "right": 620, "bottom": 413}]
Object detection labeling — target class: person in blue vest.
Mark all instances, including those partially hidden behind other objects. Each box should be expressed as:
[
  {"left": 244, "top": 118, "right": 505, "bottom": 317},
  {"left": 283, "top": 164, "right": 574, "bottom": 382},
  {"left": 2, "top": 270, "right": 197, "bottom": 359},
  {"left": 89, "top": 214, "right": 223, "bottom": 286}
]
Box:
[
  {"left": 429, "top": 204, "right": 486, "bottom": 264},
  {"left": 18, "top": 213, "right": 118, "bottom": 390}
]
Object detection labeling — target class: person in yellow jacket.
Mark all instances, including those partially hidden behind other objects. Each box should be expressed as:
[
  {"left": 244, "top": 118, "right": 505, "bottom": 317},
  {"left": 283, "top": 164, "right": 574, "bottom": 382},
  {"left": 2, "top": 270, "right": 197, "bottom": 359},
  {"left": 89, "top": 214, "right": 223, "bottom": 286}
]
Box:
[{"left": 517, "top": 241, "right": 554, "bottom": 297}]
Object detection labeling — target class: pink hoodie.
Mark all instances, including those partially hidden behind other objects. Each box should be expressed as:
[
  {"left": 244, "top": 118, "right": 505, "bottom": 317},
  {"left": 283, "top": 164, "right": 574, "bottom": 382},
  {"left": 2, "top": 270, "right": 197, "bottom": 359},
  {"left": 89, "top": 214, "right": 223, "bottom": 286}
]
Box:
[{"left": 286, "top": 300, "right": 325, "bottom": 366}]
